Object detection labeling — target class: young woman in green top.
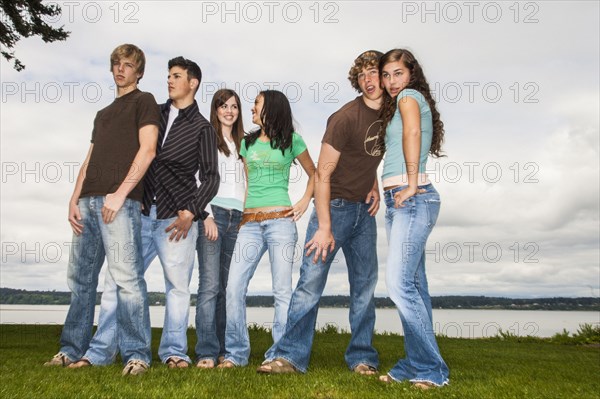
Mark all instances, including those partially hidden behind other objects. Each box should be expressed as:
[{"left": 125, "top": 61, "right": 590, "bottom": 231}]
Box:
[{"left": 220, "top": 90, "right": 315, "bottom": 368}]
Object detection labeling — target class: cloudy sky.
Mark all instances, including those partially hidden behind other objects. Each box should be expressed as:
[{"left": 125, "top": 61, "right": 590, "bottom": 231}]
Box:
[{"left": 1, "top": 1, "right": 598, "bottom": 298}]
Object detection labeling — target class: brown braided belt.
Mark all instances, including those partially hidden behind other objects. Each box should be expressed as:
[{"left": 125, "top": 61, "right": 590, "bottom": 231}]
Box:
[{"left": 239, "top": 209, "right": 292, "bottom": 228}]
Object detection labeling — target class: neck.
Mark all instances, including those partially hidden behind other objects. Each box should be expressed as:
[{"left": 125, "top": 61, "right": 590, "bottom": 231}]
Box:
[
  {"left": 172, "top": 96, "right": 195, "bottom": 110},
  {"left": 259, "top": 130, "right": 270, "bottom": 141},
  {"left": 222, "top": 125, "right": 233, "bottom": 141},
  {"left": 362, "top": 95, "right": 383, "bottom": 111},
  {"left": 116, "top": 84, "right": 137, "bottom": 98}
]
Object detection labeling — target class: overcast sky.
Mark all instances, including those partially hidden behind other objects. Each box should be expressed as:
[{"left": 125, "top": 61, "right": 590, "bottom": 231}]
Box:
[{"left": 1, "top": 1, "right": 598, "bottom": 298}]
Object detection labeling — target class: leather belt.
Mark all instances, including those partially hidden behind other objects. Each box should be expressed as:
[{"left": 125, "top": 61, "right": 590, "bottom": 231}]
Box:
[{"left": 239, "top": 209, "right": 292, "bottom": 227}]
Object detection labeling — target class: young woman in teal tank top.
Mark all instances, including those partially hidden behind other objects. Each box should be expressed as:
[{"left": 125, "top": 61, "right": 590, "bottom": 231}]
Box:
[
  {"left": 221, "top": 90, "right": 316, "bottom": 368},
  {"left": 378, "top": 49, "right": 449, "bottom": 388}
]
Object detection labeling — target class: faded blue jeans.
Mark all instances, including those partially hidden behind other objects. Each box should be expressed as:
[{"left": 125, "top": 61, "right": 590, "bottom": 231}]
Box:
[
  {"left": 84, "top": 205, "right": 197, "bottom": 365},
  {"left": 267, "top": 199, "right": 379, "bottom": 373},
  {"left": 223, "top": 216, "right": 297, "bottom": 366},
  {"left": 384, "top": 184, "right": 449, "bottom": 386},
  {"left": 58, "top": 196, "right": 151, "bottom": 365},
  {"left": 195, "top": 205, "right": 242, "bottom": 363}
]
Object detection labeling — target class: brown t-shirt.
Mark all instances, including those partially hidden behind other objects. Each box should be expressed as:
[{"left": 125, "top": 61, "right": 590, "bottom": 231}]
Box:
[
  {"left": 80, "top": 89, "right": 160, "bottom": 202},
  {"left": 322, "top": 96, "right": 384, "bottom": 202}
]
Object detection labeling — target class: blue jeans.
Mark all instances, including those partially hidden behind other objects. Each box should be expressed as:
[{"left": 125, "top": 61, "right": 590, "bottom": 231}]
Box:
[
  {"left": 224, "top": 216, "right": 297, "bottom": 366},
  {"left": 59, "top": 196, "right": 151, "bottom": 365},
  {"left": 267, "top": 199, "right": 379, "bottom": 373},
  {"left": 195, "top": 205, "right": 242, "bottom": 363},
  {"left": 384, "top": 184, "right": 449, "bottom": 386},
  {"left": 84, "top": 205, "right": 197, "bottom": 364}
]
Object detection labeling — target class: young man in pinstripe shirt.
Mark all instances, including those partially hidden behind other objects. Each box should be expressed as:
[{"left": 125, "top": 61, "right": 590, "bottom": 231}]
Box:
[
  {"left": 140, "top": 56, "right": 219, "bottom": 368},
  {"left": 67, "top": 56, "right": 220, "bottom": 371}
]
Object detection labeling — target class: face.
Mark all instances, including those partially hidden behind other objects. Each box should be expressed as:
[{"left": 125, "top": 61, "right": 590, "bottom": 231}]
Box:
[
  {"left": 112, "top": 57, "right": 141, "bottom": 89},
  {"left": 381, "top": 60, "right": 411, "bottom": 97},
  {"left": 167, "top": 66, "right": 196, "bottom": 102},
  {"left": 357, "top": 66, "right": 384, "bottom": 102},
  {"left": 217, "top": 96, "right": 240, "bottom": 129},
  {"left": 251, "top": 94, "right": 264, "bottom": 127}
]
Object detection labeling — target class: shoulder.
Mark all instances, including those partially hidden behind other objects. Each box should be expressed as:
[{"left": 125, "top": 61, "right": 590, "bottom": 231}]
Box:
[
  {"left": 330, "top": 97, "right": 361, "bottom": 120},
  {"left": 133, "top": 90, "right": 158, "bottom": 105},
  {"left": 398, "top": 89, "right": 427, "bottom": 107}
]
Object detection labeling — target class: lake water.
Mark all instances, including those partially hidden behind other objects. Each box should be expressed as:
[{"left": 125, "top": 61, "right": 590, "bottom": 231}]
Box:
[{"left": 0, "top": 305, "right": 598, "bottom": 338}]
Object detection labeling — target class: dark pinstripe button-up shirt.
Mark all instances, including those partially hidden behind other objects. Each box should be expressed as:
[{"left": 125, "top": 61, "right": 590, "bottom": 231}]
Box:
[{"left": 142, "top": 99, "right": 219, "bottom": 221}]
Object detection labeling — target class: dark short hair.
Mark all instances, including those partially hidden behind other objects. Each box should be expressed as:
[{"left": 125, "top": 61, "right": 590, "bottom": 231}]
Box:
[{"left": 168, "top": 56, "right": 202, "bottom": 89}]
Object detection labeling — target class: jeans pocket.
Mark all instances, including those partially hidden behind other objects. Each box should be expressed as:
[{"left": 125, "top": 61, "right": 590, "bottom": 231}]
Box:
[
  {"left": 424, "top": 198, "right": 441, "bottom": 228},
  {"left": 330, "top": 198, "right": 344, "bottom": 208}
]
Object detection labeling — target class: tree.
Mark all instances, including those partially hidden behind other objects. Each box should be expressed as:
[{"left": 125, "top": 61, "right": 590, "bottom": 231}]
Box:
[{"left": 0, "top": 0, "right": 69, "bottom": 71}]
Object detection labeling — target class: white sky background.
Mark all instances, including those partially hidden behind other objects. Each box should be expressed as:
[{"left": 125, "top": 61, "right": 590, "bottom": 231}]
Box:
[{"left": 1, "top": 1, "right": 599, "bottom": 298}]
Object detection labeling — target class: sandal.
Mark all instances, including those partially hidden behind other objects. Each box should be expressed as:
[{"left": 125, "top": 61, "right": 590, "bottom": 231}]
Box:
[
  {"left": 353, "top": 363, "right": 378, "bottom": 375},
  {"left": 216, "top": 360, "right": 236, "bottom": 369},
  {"left": 412, "top": 381, "right": 437, "bottom": 390},
  {"left": 196, "top": 358, "right": 215, "bottom": 369},
  {"left": 166, "top": 356, "right": 189, "bottom": 369},
  {"left": 68, "top": 358, "right": 92, "bottom": 369},
  {"left": 256, "top": 358, "right": 297, "bottom": 374}
]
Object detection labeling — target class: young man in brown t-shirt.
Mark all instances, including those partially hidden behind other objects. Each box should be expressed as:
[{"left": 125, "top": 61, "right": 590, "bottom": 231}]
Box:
[
  {"left": 259, "top": 50, "right": 384, "bottom": 375},
  {"left": 44, "top": 44, "right": 160, "bottom": 376}
]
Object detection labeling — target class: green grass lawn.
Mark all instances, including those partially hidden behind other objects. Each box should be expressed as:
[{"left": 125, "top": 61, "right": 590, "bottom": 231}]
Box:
[{"left": 1, "top": 324, "right": 598, "bottom": 398}]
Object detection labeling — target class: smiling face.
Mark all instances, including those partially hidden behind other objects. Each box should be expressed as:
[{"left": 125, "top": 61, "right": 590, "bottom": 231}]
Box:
[
  {"left": 217, "top": 95, "right": 240, "bottom": 129},
  {"left": 251, "top": 94, "right": 264, "bottom": 127},
  {"left": 111, "top": 57, "right": 141, "bottom": 91},
  {"left": 381, "top": 60, "right": 411, "bottom": 97}
]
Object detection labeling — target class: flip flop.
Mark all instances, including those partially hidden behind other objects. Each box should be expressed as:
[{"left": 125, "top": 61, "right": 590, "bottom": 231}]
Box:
[
  {"left": 216, "top": 360, "right": 236, "bottom": 369},
  {"left": 353, "top": 363, "right": 378, "bottom": 375},
  {"left": 68, "top": 358, "right": 92, "bottom": 369},
  {"left": 256, "top": 358, "right": 297, "bottom": 374},
  {"left": 196, "top": 358, "right": 215, "bottom": 369},
  {"left": 166, "top": 356, "right": 189, "bottom": 369},
  {"left": 412, "top": 381, "right": 437, "bottom": 390}
]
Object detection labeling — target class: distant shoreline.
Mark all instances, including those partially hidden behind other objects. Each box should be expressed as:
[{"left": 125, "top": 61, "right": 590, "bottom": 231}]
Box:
[{"left": 1, "top": 288, "right": 598, "bottom": 311}]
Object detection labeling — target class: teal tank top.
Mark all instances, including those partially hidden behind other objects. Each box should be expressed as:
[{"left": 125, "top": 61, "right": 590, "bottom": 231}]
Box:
[{"left": 382, "top": 88, "right": 433, "bottom": 180}]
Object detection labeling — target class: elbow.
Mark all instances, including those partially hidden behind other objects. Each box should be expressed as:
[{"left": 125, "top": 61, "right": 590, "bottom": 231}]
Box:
[
  {"left": 405, "top": 128, "right": 421, "bottom": 138},
  {"left": 146, "top": 146, "right": 156, "bottom": 162}
]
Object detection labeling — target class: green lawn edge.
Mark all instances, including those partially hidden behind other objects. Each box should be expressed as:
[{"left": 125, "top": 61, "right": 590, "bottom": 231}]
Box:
[{"left": 1, "top": 324, "right": 598, "bottom": 399}]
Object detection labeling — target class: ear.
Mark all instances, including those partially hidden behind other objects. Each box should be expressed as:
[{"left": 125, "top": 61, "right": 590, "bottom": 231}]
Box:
[{"left": 190, "top": 78, "right": 199, "bottom": 90}]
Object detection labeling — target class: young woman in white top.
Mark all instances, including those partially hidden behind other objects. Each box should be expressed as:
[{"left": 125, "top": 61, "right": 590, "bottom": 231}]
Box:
[{"left": 195, "top": 89, "right": 246, "bottom": 368}]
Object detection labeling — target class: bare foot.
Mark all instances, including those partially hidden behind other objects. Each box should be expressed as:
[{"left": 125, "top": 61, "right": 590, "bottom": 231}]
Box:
[
  {"left": 196, "top": 359, "right": 215, "bottom": 369},
  {"left": 353, "top": 363, "right": 377, "bottom": 376},
  {"left": 68, "top": 359, "right": 91, "bottom": 369},
  {"left": 216, "top": 360, "right": 236, "bottom": 369}
]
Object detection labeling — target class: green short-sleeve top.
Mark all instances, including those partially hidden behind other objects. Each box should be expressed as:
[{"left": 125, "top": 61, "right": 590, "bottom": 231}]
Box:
[{"left": 240, "top": 132, "right": 307, "bottom": 208}]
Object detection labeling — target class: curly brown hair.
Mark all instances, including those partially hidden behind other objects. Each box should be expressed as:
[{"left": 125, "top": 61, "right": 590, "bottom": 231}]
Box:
[
  {"left": 348, "top": 50, "right": 383, "bottom": 92},
  {"left": 379, "top": 49, "right": 445, "bottom": 158}
]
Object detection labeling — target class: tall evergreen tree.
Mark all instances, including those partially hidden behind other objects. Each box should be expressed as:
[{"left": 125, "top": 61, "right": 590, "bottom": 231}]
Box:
[{"left": 1, "top": 0, "right": 69, "bottom": 71}]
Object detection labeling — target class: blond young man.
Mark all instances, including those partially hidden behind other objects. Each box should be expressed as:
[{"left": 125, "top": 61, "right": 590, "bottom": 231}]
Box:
[{"left": 44, "top": 44, "right": 159, "bottom": 376}]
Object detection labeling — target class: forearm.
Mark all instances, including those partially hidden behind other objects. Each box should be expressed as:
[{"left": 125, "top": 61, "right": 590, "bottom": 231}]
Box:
[
  {"left": 187, "top": 131, "right": 219, "bottom": 218},
  {"left": 70, "top": 145, "right": 93, "bottom": 204},
  {"left": 114, "top": 146, "right": 156, "bottom": 198},
  {"left": 314, "top": 170, "right": 332, "bottom": 230}
]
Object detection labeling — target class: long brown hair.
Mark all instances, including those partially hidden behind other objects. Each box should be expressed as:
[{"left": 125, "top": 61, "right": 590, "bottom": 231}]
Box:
[
  {"left": 209, "top": 89, "right": 244, "bottom": 158},
  {"left": 379, "top": 49, "right": 445, "bottom": 158}
]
